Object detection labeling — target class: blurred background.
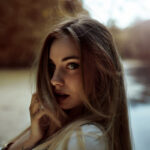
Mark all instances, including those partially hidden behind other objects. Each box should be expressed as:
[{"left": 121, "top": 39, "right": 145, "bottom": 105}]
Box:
[{"left": 0, "top": 0, "right": 150, "bottom": 149}]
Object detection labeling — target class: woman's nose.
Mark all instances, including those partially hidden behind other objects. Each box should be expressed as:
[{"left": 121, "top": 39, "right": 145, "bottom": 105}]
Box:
[{"left": 50, "top": 70, "right": 64, "bottom": 87}]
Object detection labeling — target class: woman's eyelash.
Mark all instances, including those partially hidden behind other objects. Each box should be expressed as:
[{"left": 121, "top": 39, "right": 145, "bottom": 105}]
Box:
[
  {"left": 67, "top": 63, "right": 80, "bottom": 70},
  {"left": 48, "top": 60, "right": 79, "bottom": 75}
]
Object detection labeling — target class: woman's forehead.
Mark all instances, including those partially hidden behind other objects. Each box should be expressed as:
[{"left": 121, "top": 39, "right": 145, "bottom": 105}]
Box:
[{"left": 49, "top": 37, "right": 81, "bottom": 60}]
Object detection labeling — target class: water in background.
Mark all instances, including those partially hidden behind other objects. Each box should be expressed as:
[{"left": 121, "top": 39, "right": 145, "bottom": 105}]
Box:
[
  {"left": 0, "top": 69, "right": 35, "bottom": 145},
  {"left": 124, "top": 60, "right": 150, "bottom": 150}
]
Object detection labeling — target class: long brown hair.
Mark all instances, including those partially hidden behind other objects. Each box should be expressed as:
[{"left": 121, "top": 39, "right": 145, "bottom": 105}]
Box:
[{"left": 36, "top": 16, "right": 132, "bottom": 150}]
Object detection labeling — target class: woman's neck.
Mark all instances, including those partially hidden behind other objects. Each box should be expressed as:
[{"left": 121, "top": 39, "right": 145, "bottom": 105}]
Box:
[{"left": 64, "top": 105, "right": 84, "bottom": 122}]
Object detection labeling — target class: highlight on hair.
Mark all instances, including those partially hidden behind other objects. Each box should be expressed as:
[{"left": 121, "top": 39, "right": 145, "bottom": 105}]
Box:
[{"left": 35, "top": 16, "right": 132, "bottom": 150}]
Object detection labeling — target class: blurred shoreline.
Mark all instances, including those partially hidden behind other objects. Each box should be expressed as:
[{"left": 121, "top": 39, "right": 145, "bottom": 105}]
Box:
[{"left": 123, "top": 59, "right": 150, "bottom": 105}]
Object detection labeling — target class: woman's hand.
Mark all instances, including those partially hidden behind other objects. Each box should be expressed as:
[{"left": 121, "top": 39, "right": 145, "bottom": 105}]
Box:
[
  {"left": 29, "top": 93, "right": 51, "bottom": 142},
  {"left": 7, "top": 94, "right": 51, "bottom": 150}
]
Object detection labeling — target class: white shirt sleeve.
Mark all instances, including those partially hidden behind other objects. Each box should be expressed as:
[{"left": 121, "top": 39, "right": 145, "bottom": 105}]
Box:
[{"left": 67, "top": 124, "right": 108, "bottom": 150}]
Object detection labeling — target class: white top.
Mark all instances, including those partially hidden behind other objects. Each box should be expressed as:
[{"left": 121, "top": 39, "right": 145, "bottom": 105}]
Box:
[{"left": 57, "top": 124, "right": 108, "bottom": 150}]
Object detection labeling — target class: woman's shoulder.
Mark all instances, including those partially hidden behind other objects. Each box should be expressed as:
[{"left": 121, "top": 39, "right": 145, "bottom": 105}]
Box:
[
  {"left": 34, "top": 123, "right": 108, "bottom": 150},
  {"left": 67, "top": 123, "right": 108, "bottom": 150},
  {"left": 80, "top": 123, "right": 104, "bottom": 134}
]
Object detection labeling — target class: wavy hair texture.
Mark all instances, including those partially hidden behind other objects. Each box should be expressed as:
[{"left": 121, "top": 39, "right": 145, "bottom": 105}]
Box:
[{"left": 34, "top": 16, "right": 132, "bottom": 150}]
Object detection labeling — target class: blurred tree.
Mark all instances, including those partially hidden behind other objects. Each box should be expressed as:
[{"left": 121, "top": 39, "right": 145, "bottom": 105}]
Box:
[
  {"left": 109, "top": 20, "right": 150, "bottom": 61},
  {"left": 0, "top": 0, "right": 88, "bottom": 67}
]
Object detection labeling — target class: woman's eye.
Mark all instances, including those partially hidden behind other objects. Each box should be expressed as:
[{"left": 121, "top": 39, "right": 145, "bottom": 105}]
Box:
[{"left": 67, "top": 63, "right": 80, "bottom": 70}]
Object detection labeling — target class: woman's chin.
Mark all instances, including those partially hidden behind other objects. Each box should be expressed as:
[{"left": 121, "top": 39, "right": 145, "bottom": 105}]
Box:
[{"left": 59, "top": 104, "right": 72, "bottom": 110}]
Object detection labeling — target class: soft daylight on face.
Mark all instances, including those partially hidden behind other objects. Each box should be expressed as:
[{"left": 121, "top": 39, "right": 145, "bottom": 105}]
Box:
[{"left": 49, "top": 36, "right": 84, "bottom": 110}]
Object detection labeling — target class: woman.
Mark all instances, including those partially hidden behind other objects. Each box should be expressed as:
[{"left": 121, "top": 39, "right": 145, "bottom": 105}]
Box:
[{"left": 2, "top": 16, "right": 132, "bottom": 150}]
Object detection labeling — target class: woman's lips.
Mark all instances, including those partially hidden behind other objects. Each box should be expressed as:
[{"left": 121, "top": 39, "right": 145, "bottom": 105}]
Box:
[{"left": 55, "top": 94, "right": 69, "bottom": 103}]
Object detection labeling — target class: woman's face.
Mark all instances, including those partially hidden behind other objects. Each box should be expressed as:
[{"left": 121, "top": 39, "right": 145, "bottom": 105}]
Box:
[{"left": 49, "top": 36, "right": 84, "bottom": 110}]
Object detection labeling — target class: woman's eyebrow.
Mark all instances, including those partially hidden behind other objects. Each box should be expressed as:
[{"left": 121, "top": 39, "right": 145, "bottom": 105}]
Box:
[
  {"left": 49, "top": 56, "right": 80, "bottom": 64},
  {"left": 62, "top": 56, "right": 80, "bottom": 61}
]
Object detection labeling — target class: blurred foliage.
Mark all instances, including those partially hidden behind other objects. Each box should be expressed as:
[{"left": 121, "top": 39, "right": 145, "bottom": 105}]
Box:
[
  {"left": 109, "top": 20, "right": 150, "bottom": 61},
  {"left": 1, "top": 0, "right": 149, "bottom": 67},
  {"left": 0, "top": 0, "right": 88, "bottom": 68}
]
